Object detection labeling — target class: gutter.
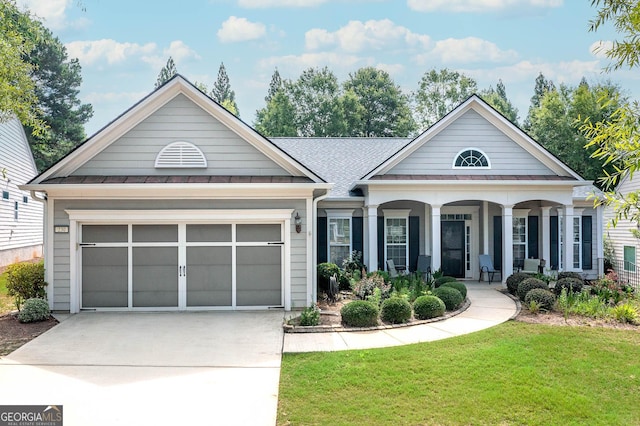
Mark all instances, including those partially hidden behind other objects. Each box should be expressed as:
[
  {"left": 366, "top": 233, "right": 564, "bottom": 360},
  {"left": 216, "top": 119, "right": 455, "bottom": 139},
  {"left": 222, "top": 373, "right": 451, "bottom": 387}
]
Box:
[
  {"left": 311, "top": 190, "right": 331, "bottom": 304},
  {"left": 30, "top": 190, "right": 52, "bottom": 309}
]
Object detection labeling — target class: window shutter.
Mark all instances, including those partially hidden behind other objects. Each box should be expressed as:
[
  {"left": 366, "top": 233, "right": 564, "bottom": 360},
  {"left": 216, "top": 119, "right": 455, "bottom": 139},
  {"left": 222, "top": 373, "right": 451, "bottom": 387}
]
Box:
[
  {"left": 550, "top": 216, "right": 558, "bottom": 270},
  {"left": 528, "top": 216, "right": 539, "bottom": 259},
  {"left": 493, "top": 216, "right": 502, "bottom": 270},
  {"left": 582, "top": 216, "right": 592, "bottom": 270},
  {"left": 377, "top": 217, "right": 384, "bottom": 271},
  {"left": 317, "top": 217, "right": 327, "bottom": 264},
  {"left": 352, "top": 217, "right": 363, "bottom": 254},
  {"left": 409, "top": 216, "right": 420, "bottom": 272}
]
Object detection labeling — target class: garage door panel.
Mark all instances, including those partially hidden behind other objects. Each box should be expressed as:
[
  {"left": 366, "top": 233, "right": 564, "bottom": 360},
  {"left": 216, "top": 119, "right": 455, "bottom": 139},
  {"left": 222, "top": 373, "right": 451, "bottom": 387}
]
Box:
[
  {"left": 187, "top": 247, "right": 232, "bottom": 306},
  {"left": 82, "top": 225, "right": 128, "bottom": 243},
  {"left": 186, "top": 224, "right": 231, "bottom": 242},
  {"left": 82, "top": 247, "right": 128, "bottom": 308},
  {"left": 133, "top": 247, "right": 178, "bottom": 307},
  {"left": 237, "top": 246, "right": 281, "bottom": 306},
  {"left": 236, "top": 224, "right": 281, "bottom": 242}
]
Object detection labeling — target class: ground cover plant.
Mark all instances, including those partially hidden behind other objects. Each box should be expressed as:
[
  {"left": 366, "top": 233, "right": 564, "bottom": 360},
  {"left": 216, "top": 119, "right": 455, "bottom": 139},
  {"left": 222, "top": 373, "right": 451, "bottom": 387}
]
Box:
[{"left": 278, "top": 321, "right": 640, "bottom": 425}]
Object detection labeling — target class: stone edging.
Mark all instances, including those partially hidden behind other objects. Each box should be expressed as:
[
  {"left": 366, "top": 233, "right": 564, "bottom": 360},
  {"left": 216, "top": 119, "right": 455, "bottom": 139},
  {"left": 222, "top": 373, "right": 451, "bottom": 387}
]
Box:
[
  {"left": 499, "top": 289, "right": 522, "bottom": 320},
  {"left": 283, "top": 296, "right": 472, "bottom": 333}
]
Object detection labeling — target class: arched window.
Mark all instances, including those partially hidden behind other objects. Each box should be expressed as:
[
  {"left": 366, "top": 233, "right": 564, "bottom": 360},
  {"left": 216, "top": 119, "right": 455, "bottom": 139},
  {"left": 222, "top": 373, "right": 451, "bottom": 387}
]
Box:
[
  {"left": 155, "top": 141, "right": 207, "bottom": 168},
  {"left": 453, "top": 148, "right": 490, "bottom": 168}
]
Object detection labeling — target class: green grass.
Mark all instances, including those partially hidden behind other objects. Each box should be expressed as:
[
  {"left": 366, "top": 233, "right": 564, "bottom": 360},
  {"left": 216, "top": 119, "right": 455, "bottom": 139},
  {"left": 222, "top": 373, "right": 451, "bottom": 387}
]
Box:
[{"left": 278, "top": 321, "right": 640, "bottom": 425}]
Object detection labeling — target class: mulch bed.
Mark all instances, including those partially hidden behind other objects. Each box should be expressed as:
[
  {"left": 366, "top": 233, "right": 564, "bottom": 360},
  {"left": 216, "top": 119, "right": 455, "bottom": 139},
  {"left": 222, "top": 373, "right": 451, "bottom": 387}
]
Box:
[{"left": 0, "top": 313, "right": 58, "bottom": 356}]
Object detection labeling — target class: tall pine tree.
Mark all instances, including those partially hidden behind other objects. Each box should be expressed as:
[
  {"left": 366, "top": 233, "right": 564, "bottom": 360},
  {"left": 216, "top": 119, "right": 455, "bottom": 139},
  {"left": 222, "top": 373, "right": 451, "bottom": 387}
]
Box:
[
  {"left": 155, "top": 57, "right": 177, "bottom": 88},
  {"left": 211, "top": 62, "right": 239, "bottom": 117}
]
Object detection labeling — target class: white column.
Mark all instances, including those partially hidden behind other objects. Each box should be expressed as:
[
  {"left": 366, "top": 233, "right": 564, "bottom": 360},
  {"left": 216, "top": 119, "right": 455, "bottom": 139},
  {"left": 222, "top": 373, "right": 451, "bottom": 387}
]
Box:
[
  {"left": 596, "top": 204, "right": 604, "bottom": 276},
  {"left": 366, "top": 205, "right": 378, "bottom": 272},
  {"left": 502, "top": 205, "right": 513, "bottom": 281},
  {"left": 424, "top": 204, "right": 431, "bottom": 255},
  {"left": 564, "top": 205, "right": 574, "bottom": 272},
  {"left": 431, "top": 205, "right": 442, "bottom": 272},
  {"left": 541, "top": 206, "right": 551, "bottom": 272},
  {"left": 482, "top": 201, "right": 489, "bottom": 254},
  {"left": 362, "top": 207, "right": 369, "bottom": 267}
]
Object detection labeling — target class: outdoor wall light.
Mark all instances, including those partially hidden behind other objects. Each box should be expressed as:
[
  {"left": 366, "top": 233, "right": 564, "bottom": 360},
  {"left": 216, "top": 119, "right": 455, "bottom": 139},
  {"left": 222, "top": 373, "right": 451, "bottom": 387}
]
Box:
[{"left": 295, "top": 212, "right": 302, "bottom": 233}]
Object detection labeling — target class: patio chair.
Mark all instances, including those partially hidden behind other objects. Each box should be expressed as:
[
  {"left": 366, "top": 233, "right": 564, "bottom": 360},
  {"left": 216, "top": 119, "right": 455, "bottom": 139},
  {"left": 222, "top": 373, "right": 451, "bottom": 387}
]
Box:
[
  {"left": 520, "top": 258, "right": 540, "bottom": 275},
  {"left": 417, "top": 255, "right": 432, "bottom": 281},
  {"left": 479, "top": 254, "right": 499, "bottom": 283},
  {"left": 386, "top": 259, "right": 407, "bottom": 278}
]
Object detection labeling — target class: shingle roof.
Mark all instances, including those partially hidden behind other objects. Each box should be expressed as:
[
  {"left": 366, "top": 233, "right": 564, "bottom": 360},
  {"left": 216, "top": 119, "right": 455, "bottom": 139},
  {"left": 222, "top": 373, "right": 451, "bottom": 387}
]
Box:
[{"left": 272, "top": 137, "right": 410, "bottom": 197}]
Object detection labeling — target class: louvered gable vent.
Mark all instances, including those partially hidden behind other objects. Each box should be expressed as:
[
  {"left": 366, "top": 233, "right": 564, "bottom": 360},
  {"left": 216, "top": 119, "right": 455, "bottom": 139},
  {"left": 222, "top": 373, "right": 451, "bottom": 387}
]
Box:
[{"left": 155, "top": 141, "right": 207, "bottom": 168}]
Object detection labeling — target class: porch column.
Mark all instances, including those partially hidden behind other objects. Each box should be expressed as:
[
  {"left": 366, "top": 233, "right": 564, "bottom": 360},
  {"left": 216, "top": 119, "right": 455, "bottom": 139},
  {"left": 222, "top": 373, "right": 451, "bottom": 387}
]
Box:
[
  {"left": 541, "top": 206, "right": 551, "bottom": 273},
  {"left": 366, "top": 205, "right": 379, "bottom": 272},
  {"left": 596, "top": 204, "right": 604, "bottom": 276},
  {"left": 362, "top": 207, "right": 369, "bottom": 268},
  {"left": 424, "top": 204, "right": 431, "bottom": 255},
  {"left": 431, "top": 205, "right": 442, "bottom": 272},
  {"left": 482, "top": 201, "right": 489, "bottom": 254},
  {"left": 502, "top": 205, "right": 514, "bottom": 281},
  {"left": 564, "top": 205, "right": 575, "bottom": 271}
]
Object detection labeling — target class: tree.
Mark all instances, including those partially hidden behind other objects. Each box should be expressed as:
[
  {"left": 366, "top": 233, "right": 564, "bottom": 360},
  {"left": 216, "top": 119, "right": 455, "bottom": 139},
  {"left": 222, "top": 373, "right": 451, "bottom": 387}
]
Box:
[
  {"left": 0, "top": 0, "right": 45, "bottom": 134},
  {"left": 211, "top": 62, "right": 239, "bottom": 117},
  {"left": 265, "top": 68, "right": 282, "bottom": 103},
  {"left": 414, "top": 68, "right": 477, "bottom": 131},
  {"left": 25, "top": 23, "right": 93, "bottom": 171},
  {"left": 524, "top": 73, "right": 556, "bottom": 130},
  {"left": 155, "top": 56, "right": 177, "bottom": 88},
  {"left": 480, "top": 80, "right": 519, "bottom": 124},
  {"left": 344, "top": 67, "right": 415, "bottom": 137},
  {"left": 579, "top": 0, "right": 640, "bottom": 224},
  {"left": 254, "top": 89, "right": 297, "bottom": 137}
]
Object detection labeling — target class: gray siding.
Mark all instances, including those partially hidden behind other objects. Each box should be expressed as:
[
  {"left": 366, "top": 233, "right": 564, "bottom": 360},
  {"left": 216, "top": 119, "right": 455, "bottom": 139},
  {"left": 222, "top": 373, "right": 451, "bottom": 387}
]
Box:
[
  {"left": 387, "top": 110, "right": 555, "bottom": 176},
  {"left": 74, "top": 94, "right": 290, "bottom": 177},
  {"left": 0, "top": 118, "right": 43, "bottom": 267},
  {"left": 51, "top": 198, "right": 309, "bottom": 311}
]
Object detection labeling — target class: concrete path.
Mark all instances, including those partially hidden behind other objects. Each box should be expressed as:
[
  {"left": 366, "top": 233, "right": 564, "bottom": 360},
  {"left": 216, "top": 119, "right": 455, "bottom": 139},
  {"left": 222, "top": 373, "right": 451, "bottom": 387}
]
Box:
[
  {"left": 0, "top": 311, "right": 285, "bottom": 426},
  {"left": 284, "top": 283, "right": 517, "bottom": 353}
]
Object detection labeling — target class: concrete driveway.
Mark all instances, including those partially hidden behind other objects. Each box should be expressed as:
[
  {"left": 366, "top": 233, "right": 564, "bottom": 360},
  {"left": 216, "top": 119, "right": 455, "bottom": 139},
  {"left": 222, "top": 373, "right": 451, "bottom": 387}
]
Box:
[{"left": 0, "top": 311, "right": 285, "bottom": 426}]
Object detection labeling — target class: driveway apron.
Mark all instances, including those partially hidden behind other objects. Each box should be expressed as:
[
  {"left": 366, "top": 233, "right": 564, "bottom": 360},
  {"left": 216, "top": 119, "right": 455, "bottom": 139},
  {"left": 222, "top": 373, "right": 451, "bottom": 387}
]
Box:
[{"left": 0, "top": 311, "right": 285, "bottom": 426}]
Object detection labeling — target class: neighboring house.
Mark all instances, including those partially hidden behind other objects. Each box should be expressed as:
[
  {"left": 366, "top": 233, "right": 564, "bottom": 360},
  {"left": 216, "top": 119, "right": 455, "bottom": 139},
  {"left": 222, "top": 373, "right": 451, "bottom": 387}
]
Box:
[
  {"left": 603, "top": 175, "right": 640, "bottom": 281},
  {"left": 21, "top": 75, "right": 604, "bottom": 313},
  {"left": 0, "top": 118, "right": 43, "bottom": 267}
]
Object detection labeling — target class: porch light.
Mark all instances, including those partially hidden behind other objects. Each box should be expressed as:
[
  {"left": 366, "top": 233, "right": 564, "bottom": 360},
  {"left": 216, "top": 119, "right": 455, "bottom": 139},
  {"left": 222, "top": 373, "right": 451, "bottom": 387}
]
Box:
[{"left": 295, "top": 212, "right": 302, "bottom": 233}]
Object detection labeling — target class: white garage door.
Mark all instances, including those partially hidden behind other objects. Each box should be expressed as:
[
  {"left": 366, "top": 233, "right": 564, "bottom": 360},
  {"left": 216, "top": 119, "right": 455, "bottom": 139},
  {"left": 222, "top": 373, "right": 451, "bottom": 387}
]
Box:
[{"left": 80, "top": 223, "right": 283, "bottom": 310}]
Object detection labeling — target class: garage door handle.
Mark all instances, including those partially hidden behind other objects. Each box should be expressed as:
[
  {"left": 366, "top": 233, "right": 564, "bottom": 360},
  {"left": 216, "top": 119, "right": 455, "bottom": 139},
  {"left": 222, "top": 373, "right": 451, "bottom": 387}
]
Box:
[
  {"left": 268, "top": 242, "right": 284, "bottom": 245},
  {"left": 79, "top": 243, "right": 96, "bottom": 247},
  {"left": 179, "top": 266, "right": 187, "bottom": 277}
]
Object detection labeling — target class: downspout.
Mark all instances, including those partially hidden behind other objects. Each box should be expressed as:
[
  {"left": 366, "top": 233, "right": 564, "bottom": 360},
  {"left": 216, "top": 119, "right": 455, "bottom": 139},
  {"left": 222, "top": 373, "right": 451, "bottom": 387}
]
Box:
[
  {"left": 311, "top": 190, "right": 330, "bottom": 304},
  {"left": 30, "top": 191, "right": 50, "bottom": 308}
]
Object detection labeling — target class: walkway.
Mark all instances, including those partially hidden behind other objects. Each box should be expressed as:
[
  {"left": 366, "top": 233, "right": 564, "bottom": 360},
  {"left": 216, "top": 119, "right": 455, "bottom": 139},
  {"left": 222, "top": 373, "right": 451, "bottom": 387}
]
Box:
[{"left": 284, "top": 283, "right": 517, "bottom": 353}]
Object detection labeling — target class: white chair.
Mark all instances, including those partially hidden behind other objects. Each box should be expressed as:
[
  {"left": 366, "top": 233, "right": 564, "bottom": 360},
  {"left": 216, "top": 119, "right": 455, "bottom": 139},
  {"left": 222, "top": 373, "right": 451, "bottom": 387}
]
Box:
[{"left": 386, "top": 259, "right": 406, "bottom": 278}]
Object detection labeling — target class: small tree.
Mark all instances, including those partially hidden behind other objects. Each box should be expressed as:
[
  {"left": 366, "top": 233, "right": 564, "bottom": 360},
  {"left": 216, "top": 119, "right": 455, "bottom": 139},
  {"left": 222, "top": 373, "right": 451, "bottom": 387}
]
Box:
[
  {"left": 155, "top": 56, "right": 177, "bottom": 88},
  {"left": 6, "top": 261, "right": 47, "bottom": 310}
]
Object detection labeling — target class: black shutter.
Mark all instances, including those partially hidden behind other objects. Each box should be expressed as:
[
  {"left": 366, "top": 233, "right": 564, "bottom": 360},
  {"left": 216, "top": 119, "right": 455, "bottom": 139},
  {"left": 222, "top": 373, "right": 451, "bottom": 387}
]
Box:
[
  {"left": 493, "top": 216, "right": 502, "bottom": 270},
  {"left": 582, "top": 215, "right": 593, "bottom": 270},
  {"left": 550, "top": 216, "right": 558, "bottom": 270},
  {"left": 317, "top": 217, "right": 327, "bottom": 264},
  {"left": 377, "top": 216, "right": 384, "bottom": 271},
  {"left": 352, "top": 217, "right": 364, "bottom": 255},
  {"left": 528, "top": 216, "right": 539, "bottom": 259},
  {"left": 409, "top": 216, "right": 419, "bottom": 272}
]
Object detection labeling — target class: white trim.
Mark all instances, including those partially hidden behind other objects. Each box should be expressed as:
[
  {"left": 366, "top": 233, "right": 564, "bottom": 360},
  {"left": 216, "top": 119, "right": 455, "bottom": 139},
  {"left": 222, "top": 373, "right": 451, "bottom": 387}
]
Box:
[
  {"left": 382, "top": 209, "right": 411, "bottom": 271},
  {"left": 155, "top": 141, "right": 207, "bottom": 168},
  {"left": 440, "top": 206, "right": 479, "bottom": 279},
  {"left": 452, "top": 147, "right": 491, "bottom": 169},
  {"left": 65, "top": 209, "right": 294, "bottom": 222}
]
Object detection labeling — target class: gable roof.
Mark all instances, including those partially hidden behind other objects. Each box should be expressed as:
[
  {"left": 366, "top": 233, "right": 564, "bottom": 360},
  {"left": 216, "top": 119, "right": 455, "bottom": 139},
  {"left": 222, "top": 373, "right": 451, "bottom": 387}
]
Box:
[
  {"left": 30, "top": 75, "right": 324, "bottom": 184},
  {"left": 360, "top": 95, "right": 587, "bottom": 183}
]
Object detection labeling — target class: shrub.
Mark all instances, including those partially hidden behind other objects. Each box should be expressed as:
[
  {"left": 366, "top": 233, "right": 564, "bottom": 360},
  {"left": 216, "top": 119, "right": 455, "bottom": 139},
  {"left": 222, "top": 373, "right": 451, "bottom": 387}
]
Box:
[
  {"left": 441, "top": 281, "right": 467, "bottom": 299},
  {"left": 380, "top": 297, "right": 412, "bottom": 324},
  {"left": 299, "top": 304, "right": 321, "bottom": 326},
  {"left": 524, "top": 288, "right": 556, "bottom": 311},
  {"left": 6, "top": 261, "right": 47, "bottom": 310},
  {"left": 353, "top": 272, "right": 391, "bottom": 303},
  {"left": 341, "top": 300, "right": 379, "bottom": 327},
  {"left": 591, "top": 277, "right": 634, "bottom": 305},
  {"left": 554, "top": 277, "right": 584, "bottom": 295},
  {"left": 413, "top": 295, "right": 445, "bottom": 320},
  {"left": 432, "top": 286, "right": 463, "bottom": 310},
  {"left": 506, "top": 272, "right": 532, "bottom": 296},
  {"left": 557, "top": 271, "right": 584, "bottom": 282},
  {"left": 517, "top": 278, "right": 548, "bottom": 302},
  {"left": 342, "top": 251, "right": 364, "bottom": 274},
  {"left": 434, "top": 276, "right": 457, "bottom": 288},
  {"left": 611, "top": 303, "right": 639, "bottom": 324},
  {"left": 317, "top": 262, "right": 349, "bottom": 291},
  {"left": 17, "top": 298, "right": 50, "bottom": 323}
]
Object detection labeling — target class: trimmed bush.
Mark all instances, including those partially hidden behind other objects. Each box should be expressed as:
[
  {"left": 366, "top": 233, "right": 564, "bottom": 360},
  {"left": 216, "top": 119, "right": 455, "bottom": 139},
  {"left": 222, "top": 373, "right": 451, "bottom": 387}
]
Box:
[
  {"left": 524, "top": 288, "right": 556, "bottom": 311},
  {"left": 413, "top": 295, "right": 445, "bottom": 320},
  {"left": 506, "top": 272, "right": 533, "bottom": 296},
  {"left": 557, "top": 271, "right": 584, "bottom": 282},
  {"left": 441, "top": 281, "right": 467, "bottom": 299},
  {"left": 317, "top": 263, "right": 349, "bottom": 291},
  {"left": 6, "top": 261, "right": 47, "bottom": 311},
  {"left": 17, "top": 298, "right": 50, "bottom": 323},
  {"left": 341, "top": 300, "right": 379, "bottom": 327},
  {"left": 517, "top": 278, "right": 548, "bottom": 301},
  {"left": 434, "top": 276, "right": 457, "bottom": 288},
  {"left": 299, "top": 305, "right": 321, "bottom": 326},
  {"left": 554, "top": 277, "right": 584, "bottom": 295},
  {"left": 381, "top": 297, "right": 412, "bottom": 324},
  {"left": 353, "top": 273, "right": 391, "bottom": 303},
  {"left": 432, "top": 286, "right": 464, "bottom": 310}
]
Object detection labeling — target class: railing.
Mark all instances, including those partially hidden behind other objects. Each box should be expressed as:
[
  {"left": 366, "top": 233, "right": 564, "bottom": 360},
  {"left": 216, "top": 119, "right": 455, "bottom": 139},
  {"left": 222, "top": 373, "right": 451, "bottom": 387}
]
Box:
[{"left": 605, "top": 258, "right": 640, "bottom": 291}]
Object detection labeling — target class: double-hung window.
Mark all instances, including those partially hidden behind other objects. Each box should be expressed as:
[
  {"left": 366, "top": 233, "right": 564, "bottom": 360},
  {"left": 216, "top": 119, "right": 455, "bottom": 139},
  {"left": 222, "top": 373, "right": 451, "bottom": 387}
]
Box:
[
  {"left": 512, "top": 209, "right": 529, "bottom": 269},
  {"left": 327, "top": 210, "right": 354, "bottom": 268},
  {"left": 572, "top": 209, "right": 583, "bottom": 269},
  {"left": 383, "top": 209, "right": 410, "bottom": 270}
]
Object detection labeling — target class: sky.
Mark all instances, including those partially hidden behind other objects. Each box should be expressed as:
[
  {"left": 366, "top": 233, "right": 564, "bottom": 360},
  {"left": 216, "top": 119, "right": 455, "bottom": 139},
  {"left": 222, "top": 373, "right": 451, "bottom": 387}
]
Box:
[{"left": 15, "top": 0, "right": 640, "bottom": 137}]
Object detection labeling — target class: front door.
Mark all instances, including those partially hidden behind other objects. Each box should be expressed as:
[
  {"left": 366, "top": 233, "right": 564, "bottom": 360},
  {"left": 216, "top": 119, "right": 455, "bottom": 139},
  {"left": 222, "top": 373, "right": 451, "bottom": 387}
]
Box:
[{"left": 441, "top": 221, "right": 465, "bottom": 278}]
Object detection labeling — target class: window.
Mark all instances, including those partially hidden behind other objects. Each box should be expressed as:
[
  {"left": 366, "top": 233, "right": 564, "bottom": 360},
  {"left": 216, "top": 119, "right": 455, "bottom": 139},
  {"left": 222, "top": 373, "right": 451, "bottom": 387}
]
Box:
[
  {"left": 14, "top": 201, "right": 18, "bottom": 220},
  {"left": 512, "top": 216, "right": 527, "bottom": 268},
  {"left": 328, "top": 218, "right": 351, "bottom": 267},
  {"left": 453, "top": 149, "right": 490, "bottom": 168},
  {"left": 383, "top": 209, "right": 410, "bottom": 270},
  {"left": 573, "top": 216, "right": 581, "bottom": 269},
  {"left": 23, "top": 195, "right": 28, "bottom": 204},
  {"left": 624, "top": 246, "right": 636, "bottom": 272},
  {"left": 2, "top": 190, "right": 8, "bottom": 200}
]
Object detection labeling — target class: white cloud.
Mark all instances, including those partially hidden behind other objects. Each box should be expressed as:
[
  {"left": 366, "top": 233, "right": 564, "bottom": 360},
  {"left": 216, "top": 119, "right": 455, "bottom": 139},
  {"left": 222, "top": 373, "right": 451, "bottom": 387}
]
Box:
[
  {"left": 305, "top": 19, "right": 430, "bottom": 53},
  {"left": 84, "top": 91, "right": 149, "bottom": 104},
  {"left": 217, "top": 16, "right": 267, "bottom": 43},
  {"left": 590, "top": 40, "right": 613, "bottom": 59},
  {"left": 466, "top": 59, "right": 602, "bottom": 85},
  {"left": 142, "top": 40, "right": 201, "bottom": 69},
  {"left": 16, "top": 0, "right": 89, "bottom": 30},
  {"left": 407, "top": 0, "right": 562, "bottom": 13},
  {"left": 258, "top": 52, "right": 373, "bottom": 75},
  {"left": 66, "top": 39, "right": 157, "bottom": 66},
  {"left": 238, "top": 0, "right": 328, "bottom": 7},
  {"left": 425, "top": 37, "right": 518, "bottom": 63}
]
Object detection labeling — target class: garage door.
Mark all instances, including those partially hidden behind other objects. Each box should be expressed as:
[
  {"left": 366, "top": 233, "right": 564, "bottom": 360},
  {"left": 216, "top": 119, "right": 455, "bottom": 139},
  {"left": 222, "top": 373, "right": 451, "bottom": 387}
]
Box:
[{"left": 80, "top": 223, "right": 283, "bottom": 310}]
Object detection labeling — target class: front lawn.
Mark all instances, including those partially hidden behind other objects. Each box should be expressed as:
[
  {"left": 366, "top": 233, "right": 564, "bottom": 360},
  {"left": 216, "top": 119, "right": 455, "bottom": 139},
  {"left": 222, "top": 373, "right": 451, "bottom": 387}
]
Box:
[{"left": 278, "top": 321, "right": 640, "bottom": 425}]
